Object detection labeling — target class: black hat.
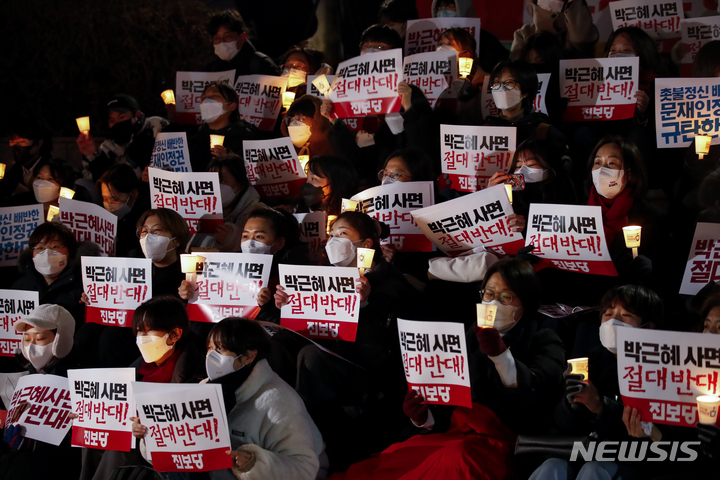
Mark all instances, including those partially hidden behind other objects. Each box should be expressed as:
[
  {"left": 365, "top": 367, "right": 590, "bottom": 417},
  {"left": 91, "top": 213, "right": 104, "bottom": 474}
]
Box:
[{"left": 107, "top": 94, "right": 140, "bottom": 113}]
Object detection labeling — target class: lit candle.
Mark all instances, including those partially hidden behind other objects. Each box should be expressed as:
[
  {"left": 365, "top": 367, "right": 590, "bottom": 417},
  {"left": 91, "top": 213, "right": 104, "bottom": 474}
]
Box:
[
  {"left": 209, "top": 135, "right": 225, "bottom": 148},
  {"left": 312, "top": 75, "right": 331, "bottom": 96},
  {"left": 357, "top": 248, "right": 375, "bottom": 276},
  {"left": 161, "top": 89, "right": 176, "bottom": 105},
  {"left": 179, "top": 254, "right": 206, "bottom": 302},
  {"left": 75, "top": 116, "right": 90, "bottom": 135},
  {"left": 567, "top": 357, "right": 589, "bottom": 381},
  {"left": 282, "top": 91, "right": 296, "bottom": 110},
  {"left": 476, "top": 304, "right": 497, "bottom": 328},
  {"left": 341, "top": 199, "right": 358, "bottom": 213},
  {"left": 696, "top": 135, "right": 712, "bottom": 160},
  {"left": 622, "top": 225, "right": 641, "bottom": 259},
  {"left": 458, "top": 57, "right": 474, "bottom": 78},
  {"left": 59, "top": 187, "right": 75, "bottom": 199},
  {"left": 327, "top": 215, "right": 337, "bottom": 235},
  {"left": 505, "top": 183, "right": 513, "bottom": 204},
  {"left": 697, "top": 395, "right": 720, "bottom": 424},
  {"left": 0, "top": 163, "right": 6, "bottom": 180},
  {"left": 298, "top": 155, "right": 310, "bottom": 171},
  {"left": 47, "top": 205, "right": 60, "bottom": 222}
]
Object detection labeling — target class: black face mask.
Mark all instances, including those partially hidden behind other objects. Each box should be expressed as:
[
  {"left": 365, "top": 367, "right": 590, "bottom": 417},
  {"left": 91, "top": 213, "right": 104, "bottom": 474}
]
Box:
[
  {"left": 107, "top": 119, "right": 135, "bottom": 145},
  {"left": 300, "top": 182, "right": 326, "bottom": 209}
]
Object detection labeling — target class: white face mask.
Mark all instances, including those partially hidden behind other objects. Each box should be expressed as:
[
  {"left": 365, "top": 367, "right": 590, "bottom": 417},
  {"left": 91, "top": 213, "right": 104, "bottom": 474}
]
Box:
[
  {"left": 385, "top": 112, "right": 404, "bottom": 134},
  {"left": 537, "top": 0, "right": 565, "bottom": 13},
  {"left": 282, "top": 68, "right": 307, "bottom": 81},
  {"left": 482, "top": 300, "right": 520, "bottom": 335},
  {"left": 220, "top": 184, "right": 238, "bottom": 208},
  {"left": 608, "top": 52, "right": 636, "bottom": 58},
  {"left": 200, "top": 99, "right": 226, "bottom": 123},
  {"left": 140, "top": 234, "right": 175, "bottom": 263},
  {"left": 381, "top": 176, "right": 398, "bottom": 186},
  {"left": 33, "top": 179, "right": 60, "bottom": 203},
  {"left": 599, "top": 319, "right": 633, "bottom": 354},
  {"left": 214, "top": 41, "right": 240, "bottom": 61},
  {"left": 22, "top": 342, "right": 54, "bottom": 371},
  {"left": 515, "top": 165, "right": 547, "bottom": 184},
  {"left": 592, "top": 167, "right": 625, "bottom": 199},
  {"left": 325, "top": 236, "right": 357, "bottom": 267},
  {"left": 33, "top": 250, "right": 67, "bottom": 277},
  {"left": 492, "top": 88, "right": 524, "bottom": 111},
  {"left": 136, "top": 333, "right": 173, "bottom": 364},
  {"left": 360, "top": 48, "right": 381, "bottom": 55},
  {"left": 205, "top": 350, "right": 243, "bottom": 381},
  {"left": 241, "top": 239, "right": 273, "bottom": 255},
  {"left": 287, "top": 122, "right": 312, "bottom": 148},
  {"left": 436, "top": 44, "right": 456, "bottom": 52}
]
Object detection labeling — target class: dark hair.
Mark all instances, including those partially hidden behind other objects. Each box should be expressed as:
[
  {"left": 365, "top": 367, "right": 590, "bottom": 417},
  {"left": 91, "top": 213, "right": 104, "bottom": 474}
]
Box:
[
  {"left": 207, "top": 9, "right": 245, "bottom": 36},
  {"left": 207, "top": 317, "right": 272, "bottom": 361},
  {"left": 521, "top": 32, "right": 564, "bottom": 69},
  {"left": 438, "top": 27, "right": 477, "bottom": 59},
  {"left": 599, "top": 285, "right": 663, "bottom": 328},
  {"left": 8, "top": 117, "right": 53, "bottom": 157},
  {"left": 700, "top": 293, "right": 720, "bottom": 327},
  {"left": 281, "top": 45, "right": 325, "bottom": 74},
  {"left": 359, "top": 24, "right": 403, "bottom": 50},
  {"left": 378, "top": 0, "right": 419, "bottom": 23},
  {"left": 481, "top": 258, "right": 541, "bottom": 317},
  {"left": 508, "top": 138, "right": 553, "bottom": 173},
  {"left": 334, "top": 211, "right": 390, "bottom": 256},
  {"left": 306, "top": 155, "right": 358, "bottom": 215},
  {"left": 208, "top": 153, "right": 250, "bottom": 195},
  {"left": 586, "top": 135, "right": 647, "bottom": 199},
  {"left": 98, "top": 164, "right": 139, "bottom": 195},
  {"left": 693, "top": 40, "right": 720, "bottom": 78},
  {"left": 383, "top": 147, "right": 436, "bottom": 182},
  {"left": 246, "top": 208, "right": 301, "bottom": 251},
  {"left": 605, "top": 27, "right": 663, "bottom": 74},
  {"left": 286, "top": 95, "right": 318, "bottom": 120},
  {"left": 132, "top": 295, "right": 190, "bottom": 336},
  {"left": 136, "top": 208, "right": 190, "bottom": 255},
  {"left": 489, "top": 58, "right": 539, "bottom": 116},
  {"left": 33, "top": 158, "right": 76, "bottom": 189},
  {"left": 29, "top": 222, "right": 78, "bottom": 261},
  {"left": 202, "top": 82, "right": 240, "bottom": 123}
]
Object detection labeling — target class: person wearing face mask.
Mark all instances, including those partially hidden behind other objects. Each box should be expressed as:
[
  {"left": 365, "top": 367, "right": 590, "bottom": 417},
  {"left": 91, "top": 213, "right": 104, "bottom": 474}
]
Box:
[
  {"left": 98, "top": 165, "right": 149, "bottom": 257},
  {"left": 0, "top": 117, "right": 53, "bottom": 203},
  {"left": 297, "top": 156, "right": 358, "bottom": 216},
  {"left": 279, "top": 45, "right": 333, "bottom": 98},
  {"left": 281, "top": 95, "right": 338, "bottom": 162}
]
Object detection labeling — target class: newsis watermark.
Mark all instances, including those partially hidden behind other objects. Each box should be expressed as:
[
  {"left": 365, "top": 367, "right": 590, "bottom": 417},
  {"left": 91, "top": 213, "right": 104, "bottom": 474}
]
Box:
[{"left": 570, "top": 441, "right": 702, "bottom": 462}]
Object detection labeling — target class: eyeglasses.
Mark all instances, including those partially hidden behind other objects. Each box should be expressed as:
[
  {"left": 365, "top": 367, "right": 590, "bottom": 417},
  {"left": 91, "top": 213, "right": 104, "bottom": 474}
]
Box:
[
  {"left": 378, "top": 169, "right": 406, "bottom": 181},
  {"left": 283, "top": 63, "right": 309, "bottom": 72},
  {"left": 32, "top": 244, "right": 65, "bottom": 253},
  {"left": 137, "top": 226, "right": 165, "bottom": 238},
  {"left": 480, "top": 289, "right": 515, "bottom": 305},
  {"left": 284, "top": 115, "right": 311, "bottom": 126},
  {"left": 491, "top": 80, "right": 517, "bottom": 91}
]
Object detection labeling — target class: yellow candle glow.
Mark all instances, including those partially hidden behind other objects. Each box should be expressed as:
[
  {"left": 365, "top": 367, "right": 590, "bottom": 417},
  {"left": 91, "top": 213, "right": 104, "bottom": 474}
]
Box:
[
  {"left": 298, "top": 155, "right": 310, "bottom": 171},
  {"left": 505, "top": 183, "right": 513, "bottom": 204},
  {"left": 75, "top": 116, "right": 90, "bottom": 135},
  {"left": 47, "top": 205, "right": 59, "bottom": 222},
  {"left": 476, "top": 304, "right": 497, "bottom": 328},
  {"left": 282, "top": 91, "right": 296, "bottom": 109},
  {"left": 697, "top": 395, "right": 720, "bottom": 424},
  {"left": 327, "top": 215, "right": 337, "bottom": 235},
  {"left": 59, "top": 187, "right": 75, "bottom": 200},
  {"left": 180, "top": 254, "right": 205, "bottom": 274},
  {"left": 357, "top": 248, "right": 375, "bottom": 276},
  {"left": 161, "top": 89, "right": 176, "bottom": 105},
  {"left": 622, "top": 225, "right": 641, "bottom": 258},
  {"left": 696, "top": 135, "right": 712, "bottom": 159},
  {"left": 209, "top": 135, "right": 225, "bottom": 148},
  {"left": 458, "top": 57, "right": 474, "bottom": 78},
  {"left": 567, "top": 357, "right": 589, "bottom": 381},
  {"left": 341, "top": 199, "right": 358, "bottom": 213},
  {"left": 0, "top": 163, "right": 6, "bottom": 180},
  {"left": 286, "top": 69, "right": 306, "bottom": 89},
  {"left": 312, "top": 75, "right": 331, "bottom": 96}
]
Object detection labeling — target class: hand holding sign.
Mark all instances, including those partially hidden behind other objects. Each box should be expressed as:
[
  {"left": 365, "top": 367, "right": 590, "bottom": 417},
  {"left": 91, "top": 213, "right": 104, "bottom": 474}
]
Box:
[{"left": 402, "top": 390, "right": 429, "bottom": 425}]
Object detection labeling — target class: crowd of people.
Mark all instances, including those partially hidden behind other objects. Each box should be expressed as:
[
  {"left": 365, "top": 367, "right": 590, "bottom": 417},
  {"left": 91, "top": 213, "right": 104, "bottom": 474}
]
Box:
[{"left": 2, "top": 0, "right": 720, "bottom": 479}]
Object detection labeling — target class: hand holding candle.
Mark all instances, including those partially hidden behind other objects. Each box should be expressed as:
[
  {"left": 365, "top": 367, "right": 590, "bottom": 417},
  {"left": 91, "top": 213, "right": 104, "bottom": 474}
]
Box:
[
  {"left": 47, "top": 205, "right": 60, "bottom": 222},
  {"left": 76, "top": 116, "right": 90, "bottom": 136},
  {"left": 696, "top": 135, "right": 712, "bottom": 160},
  {"left": 209, "top": 135, "right": 225, "bottom": 149},
  {"left": 282, "top": 91, "right": 296, "bottom": 110},
  {"left": 180, "top": 254, "right": 206, "bottom": 301},
  {"left": 59, "top": 187, "right": 75, "bottom": 200},
  {"left": 357, "top": 248, "right": 375, "bottom": 276},
  {"left": 567, "top": 357, "right": 589, "bottom": 381},
  {"left": 622, "top": 225, "right": 641, "bottom": 259},
  {"left": 476, "top": 304, "right": 497, "bottom": 329},
  {"left": 312, "top": 75, "right": 331, "bottom": 97},
  {"left": 697, "top": 395, "right": 720, "bottom": 425},
  {"left": 458, "top": 57, "right": 473, "bottom": 78}
]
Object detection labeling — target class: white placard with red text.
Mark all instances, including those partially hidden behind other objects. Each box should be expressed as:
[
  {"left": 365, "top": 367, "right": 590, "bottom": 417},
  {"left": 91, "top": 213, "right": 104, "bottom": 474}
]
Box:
[
  {"left": 411, "top": 184, "right": 523, "bottom": 256},
  {"left": 0, "top": 289, "right": 38, "bottom": 358},
  {"left": 233, "top": 75, "right": 286, "bottom": 131},
  {"left": 151, "top": 132, "right": 192, "bottom": 172},
  {"left": 526, "top": 204, "right": 617, "bottom": 276},
  {"left": 328, "top": 49, "right": 402, "bottom": 118},
  {"left": 242, "top": 137, "right": 306, "bottom": 198},
  {"left": 133, "top": 382, "right": 232, "bottom": 473},
  {"left": 559, "top": 57, "right": 639, "bottom": 122},
  {"left": 185, "top": 252, "right": 272, "bottom": 323},
  {"left": 148, "top": 167, "right": 222, "bottom": 234},
  {"left": 679, "top": 222, "right": 720, "bottom": 295},
  {"left": 5, "top": 374, "right": 72, "bottom": 446},
  {"left": 69, "top": 368, "right": 135, "bottom": 451},
  {"left": 403, "top": 51, "right": 457, "bottom": 108},
  {"left": 398, "top": 319, "right": 471, "bottom": 408},
  {"left": 351, "top": 181, "right": 435, "bottom": 252},
  {"left": 175, "top": 70, "right": 235, "bottom": 125},
  {"left": 293, "top": 212, "right": 327, "bottom": 260},
  {"left": 440, "top": 124, "right": 516, "bottom": 192},
  {"left": 279, "top": 264, "right": 361, "bottom": 342},
  {"left": 481, "top": 74, "right": 550, "bottom": 119},
  {"left": 680, "top": 16, "right": 720, "bottom": 67},
  {"left": 618, "top": 328, "right": 719, "bottom": 428},
  {"left": 81, "top": 257, "right": 152, "bottom": 328},
  {"left": 59, "top": 197, "right": 117, "bottom": 257},
  {"left": 655, "top": 77, "right": 720, "bottom": 148},
  {"left": 0, "top": 204, "right": 42, "bottom": 267},
  {"left": 610, "top": 0, "right": 683, "bottom": 40},
  {"left": 404, "top": 17, "right": 481, "bottom": 56}
]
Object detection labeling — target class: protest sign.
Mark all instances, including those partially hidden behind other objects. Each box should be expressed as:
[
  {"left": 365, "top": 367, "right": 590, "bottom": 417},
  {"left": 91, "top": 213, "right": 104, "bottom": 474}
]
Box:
[
  {"left": 618, "top": 328, "right": 720, "bottom": 427},
  {"left": 351, "top": 181, "right": 434, "bottom": 252},
  {"left": 150, "top": 132, "right": 191, "bottom": 172},
  {"left": 307, "top": 75, "right": 336, "bottom": 98},
  {"left": 679, "top": 222, "right": 720, "bottom": 295},
  {"left": 233, "top": 75, "right": 286, "bottom": 131},
  {"left": 328, "top": 49, "right": 403, "bottom": 118},
  {"left": 148, "top": 167, "right": 222, "bottom": 234},
  {"left": 526, "top": 204, "right": 617, "bottom": 276},
  {"left": 610, "top": 0, "right": 683, "bottom": 43},
  {"left": 411, "top": 184, "right": 523, "bottom": 256},
  {"left": 5, "top": 374, "right": 72, "bottom": 446},
  {"left": 242, "top": 137, "right": 306, "bottom": 198},
  {"left": 133, "top": 382, "right": 232, "bottom": 473},
  {"left": 398, "top": 319, "right": 471, "bottom": 408},
  {"left": 0, "top": 204, "right": 42, "bottom": 267},
  {"left": 82, "top": 257, "right": 152, "bottom": 327},
  {"left": 655, "top": 77, "right": 720, "bottom": 149},
  {"left": 440, "top": 124, "right": 516, "bottom": 192},
  {"left": 59, "top": 197, "right": 117, "bottom": 257},
  {"left": 405, "top": 17, "right": 481, "bottom": 56},
  {"left": 0, "top": 290, "right": 39, "bottom": 357},
  {"left": 185, "top": 252, "right": 272, "bottom": 323},
  {"left": 559, "top": 57, "right": 639, "bottom": 122},
  {"left": 481, "top": 74, "right": 550, "bottom": 119},
  {"left": 680, "top": 16, "right": 720, "bottom": 76},
  {"left": 293, "top": 211, "right": 327, "bottom": 259},
  {"left": 279, "top": 265, "right": 361, "bottom": 342},
  {"left": 69, "top": 368, "right": 135, "bottom": 451},
  {"left": 175, "top": 70, "right": 235, "bottom": 125},
  {"left": 403, "top": 51, "right": 457, "bottom": 108}
]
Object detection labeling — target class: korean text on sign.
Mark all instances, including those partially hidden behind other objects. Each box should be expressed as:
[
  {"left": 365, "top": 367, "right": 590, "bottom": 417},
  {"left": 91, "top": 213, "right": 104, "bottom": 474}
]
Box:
[
  {"left": 610, "top": 0, "right": 682, "bottom": 40},
  {"left": 242, "top": 137, "right": 306, "bottom": 198},
  {"left": 412, "top": 184, "right": 523, "bottom": 256},
  {"left": 679, "top": 222, "right": 720, "bottom": 295},
  {"left": 279, "top": 264, "right": 361, "bottom": 342},
  {"left": 397, "top": 319, "right": 472, "bottom": 408},
  {"left": 186, "top": 252, "right": 272, "bottom": 323},
  {"left": 481, "top": 74, "right": 550, "bottom": 119},
  {"left": 351, "top": 181, "right": 435, "bottom": 252},
  {"left": 82, "top": 257, "right": 152, "bottom": 328},
  {"left": 0, "top": 289, "right": 38, "bottom": 358},
  {"left": 405, "top": 17, "right": 481, "bottom": 56},
  {"left": 175, "top": 70, "right": 235, "bottom": 125},
  {"left": 0, "top": 204, "right": 42, "bottom": 267},
  {"left": 559, "top": 57, "right": 639, "bottom": 122},
  {"left": 328, "top": 48, "right": 403, "bottom": 118},
  {"left": 148, "top": 167, "right": 222, "bottom": 234},
  {"left": 151, "top": 132, "right": 192, "bottom": 172},
  {"left": 526, "top": 203, "right": 617, "bottom": 276},
  {"left": 655, "top": 77, "right": 720, "bottom": 149},
  {"left": 59, "top": 197, "right": 117, "bottom": 257},
  {"left": 233, "top": 74, "right": 286, "bottom": 131},
  {"left": 293, "top": 212, "right": 327, "bottom": 260},
  {"left": 69, "top": 368, "right": 135, "bottom": 451},
  {"left": 618, "top": 328, "right": 720, "bottom": 428},
  {"left": 402, "top": 51, "right": 457, "bottom": 108},
  {"left": 6, "top": 374, "right": 72, "bottom": 446},
  {"left": 680, "top": 17, "right": 720, "bottom": 68},
  {"left": 133, "top": 382, "right": 232, "bottom": 473}
]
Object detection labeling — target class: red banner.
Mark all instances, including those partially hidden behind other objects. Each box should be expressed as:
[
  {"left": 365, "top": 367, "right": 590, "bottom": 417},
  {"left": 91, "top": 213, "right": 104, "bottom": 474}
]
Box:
[
  {"left": 408, "top": 383, "right": 472, "bottom": 409},
  {"left": 331, "top": 97, "right": 402, "bottom": 119},
  {"left": 621, "top": 396, "right": 706, "bottom": 429},
  {"left": 72, "top": 426, "right": 133, "bottom": 452},
  {"left": 256, "top": 178, "right": 305, "bottom": 199},
  {"left": 85, "top": 307, "right": 135, "bottom": 328},
  {"left": 563, "top": 103, "right": 636, "bottom": 122},
  {"left": 281, "top": 317, "right": 358, "bottom": 342},
  {"left": 152, "top": 446, "right": 233, "bottom": 472},
  {"left": 186, "top": 304, "right": 260, "bottom": 323}
]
